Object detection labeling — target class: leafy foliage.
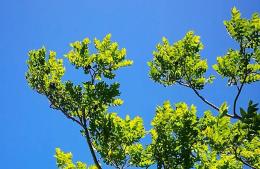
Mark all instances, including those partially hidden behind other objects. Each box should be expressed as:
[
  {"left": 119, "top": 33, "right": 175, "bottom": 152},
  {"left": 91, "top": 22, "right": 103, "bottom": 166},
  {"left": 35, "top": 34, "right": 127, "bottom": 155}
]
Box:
[
  {"left": 66, "top": 34, "right": 133, "bottom": 79},
  {"left": 55, "top": 148, "right": 97, "bottom": 169},
  {"left": 148, "top": 31, "right": 214, "bottom": 89},
  {"left": 147, "top": 7, "right": 259, "bottom": 168},
  {"left": 150, "top": 101, "right": 198, "bottom": 168},
  {"left": 26, "top": 34, "right": 138, "bottom": 169},
  {"left": 90, "top": 113, "right": 146, "bottom": 168},
  {"left": 213, "top": 7, "right": 260, "bottom": 85},
  {"left": 26, "top": 7, "right": 259, "bottom": 169}
]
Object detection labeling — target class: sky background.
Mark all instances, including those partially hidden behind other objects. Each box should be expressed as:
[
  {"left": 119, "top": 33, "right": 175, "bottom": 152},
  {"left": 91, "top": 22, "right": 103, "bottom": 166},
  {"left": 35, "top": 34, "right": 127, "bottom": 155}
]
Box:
[{"left": 1, "top": 0, "right": 260, "bottom": 168}]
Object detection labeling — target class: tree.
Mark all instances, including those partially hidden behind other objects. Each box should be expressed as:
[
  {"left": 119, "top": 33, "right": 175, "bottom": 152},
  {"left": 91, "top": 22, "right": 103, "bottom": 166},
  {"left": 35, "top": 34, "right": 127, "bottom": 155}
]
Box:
[{"left": 26, "top": 7, "right": 259, "bottom": 169}]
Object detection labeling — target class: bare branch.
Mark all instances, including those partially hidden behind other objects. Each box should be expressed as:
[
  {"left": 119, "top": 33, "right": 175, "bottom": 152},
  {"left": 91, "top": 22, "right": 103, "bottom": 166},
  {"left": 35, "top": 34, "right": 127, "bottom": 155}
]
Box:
[
  {"left": 176, "top": 81, "right": 190, "bottom": 88},
  {"left": 232, "top": 82, "right": 244, "bottom": 120},
  {"left": 238, "top": 156, "right": 257, "bottom": 169},
  {"left": 191, "top": 87, "right": 219, "bottom": 112}
]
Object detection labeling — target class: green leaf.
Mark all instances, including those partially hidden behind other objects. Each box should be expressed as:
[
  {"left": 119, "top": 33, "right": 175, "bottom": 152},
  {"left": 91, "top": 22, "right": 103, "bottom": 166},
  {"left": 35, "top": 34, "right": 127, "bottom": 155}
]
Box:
[{"left": 219, "top": 102, "right": 228, "bottom": 117}]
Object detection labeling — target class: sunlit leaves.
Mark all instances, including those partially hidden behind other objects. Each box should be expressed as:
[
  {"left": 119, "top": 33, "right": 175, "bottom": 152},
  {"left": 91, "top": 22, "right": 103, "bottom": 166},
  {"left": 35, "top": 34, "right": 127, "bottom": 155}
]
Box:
[
  {"left": 55, "top": 148, "right": 88, "bottom": 169},
  {"left": 127, "top": 144, "right": 154, "bottom": 167},
  {"left": 224, "top": 7, "right": 260, "bottom": 48},
  {"left": 219, "top": 102, "right": 228, "bottom": 117},
  {"left": 149, "top": 101, "right": 260, "bottom": 168},
  {"left": 213, "top": 7, "right": 260, "bottom": 85},
  {"left": 197, "top": 106, "right": 260, "bottom": 168},
  {"left": 240, "top": 100, "right": 260, "bottom": 139},
  {"left": 55, "top": 148, "right": 99, "bottom": 169},
  {"left": 90, "top": 113, "right": 146, "bottom": 168},
  {"left": 66, "top": 38, "right": 91, "bottom": 69},
  {"left": 146, "top": 8, "right": 260, "bottom": 168},
  {"left": 231, "top": 121, "right": 260, "bottom": 168},
  {"left": 199, "top": 111, "right": 232, "bottom": 151},
  {"left": 26, "top": 7, "right": 260, "bottom": 169},
  {"left": 150, "top": 101, "right": 198, "bottom": 168},
  {"left": 238, "top": 136, "right": 260, "bottom": 168},
  {"left": 26, "top": 48, "right": 65, "bottom": 94},
  {"left": 112, "top": 98, "right": 124, "bottom": 106},
  {"left": 148, "top": 31, "right": 214, "bottom": 89},
  {"left": 26, "top": 34, "right": 132, "bottom": 118},
  {"left": 26, "top": 34, "right": 135, "bottom": 168},
  {"left": 66, "top": 34, "right": 133, "bottom": 79}
]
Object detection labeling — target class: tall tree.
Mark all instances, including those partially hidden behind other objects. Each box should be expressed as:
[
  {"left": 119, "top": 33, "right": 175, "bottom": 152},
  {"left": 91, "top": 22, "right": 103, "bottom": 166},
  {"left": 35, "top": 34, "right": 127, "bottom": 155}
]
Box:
[{"left": 26, "top": 7, "right": 259, "bottom": 169}]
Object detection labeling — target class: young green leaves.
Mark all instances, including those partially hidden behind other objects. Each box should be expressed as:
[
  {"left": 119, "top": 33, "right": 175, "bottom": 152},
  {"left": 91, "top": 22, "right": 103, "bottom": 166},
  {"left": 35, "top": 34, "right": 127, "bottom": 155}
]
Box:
[
  {"left": 213, "top": 7, "right": 260, "bottom": 85},
  {"left": 26, "top": 34, "right": 134, "bottom": 169},
  {"left": 26, "top": 48, "right": 65, "bottom": 94},
  {"left": 148, "top": 31, "right": 213, "bottom": 90},
  {"left": 26, "top": 34, "right": 132, "bottom": 119},
  {"left": 90, "top": 113, "right": 146, "bottom": 168},
  {"left": 150, "top": 101, "right": 198, "bottom": 168},
  {"left": 26, "top": 7, "right": 260, "bottom": 169},
  {"left": 66, "top": 34, "right": 133, "bottom": 80},
  {"left": 55, "top": 148, "right": 97, "bottom": 169},
  {"left": 149, "top": 101, "right": 259, "bottom": 168}
]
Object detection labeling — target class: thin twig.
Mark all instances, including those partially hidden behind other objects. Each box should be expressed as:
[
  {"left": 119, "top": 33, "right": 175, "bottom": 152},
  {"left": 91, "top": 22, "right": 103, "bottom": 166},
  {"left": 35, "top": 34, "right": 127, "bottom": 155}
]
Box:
[
  {"left": 238, "top": 157, "right": 256, "bottom": 169},
  {"left": 234, "top": 146, "right": 256, "bottom": 169},
  {"left": 191, "top": 87, "right": 219, "bottom": 111},
  {"left": 232, "top": 81, "right": 244, "bottom": 120},
  {"left": 176, "top": 81, "right": 236, "bottom": 119}
]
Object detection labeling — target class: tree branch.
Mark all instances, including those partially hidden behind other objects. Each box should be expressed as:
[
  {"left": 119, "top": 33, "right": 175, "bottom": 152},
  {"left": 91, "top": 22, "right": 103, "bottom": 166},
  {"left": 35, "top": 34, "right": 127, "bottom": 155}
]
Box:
[
  {"left": 176, "top": 81, "right": 190, "bottom": 88},
  {"left": 46, "top": 92, "right": 83, "bottom": 126},
  {"left": 44, "top": 87, "right": 102, "bottom": 169},
  {"left": 59, "top": 108, "right": 82, "bottom": 126},
  {"left": 79, "top": 68, "right": 103, "bottom": 169},
  {"left": 238, "top": 156, "right": 257, "bottom": 169},
  {"left": 83, "top": 126, "right": 102, "bottom": 169},
  {"left": 232, "top": 82, "right": 244, "bottom": 120},
  {"left": 232, "top": 40, "right": 247, "bottom": 120},
  {"left": 234, "top": 146, "right": 256, "bottom": 169},
  {"left": 177, "top": 81, "right": 237, "bottom": 119},
  {"left": 82, "top": 110, "right": 102, "bottom": 169},
  {"left": 179, "top": 66, "right": 220, "bottom": 112},
  {"left": 232, "top": 51, "right": 249, "bottom": 120},
  {"left": 191, "top": 87, "right": 219, "bottom": 112}
]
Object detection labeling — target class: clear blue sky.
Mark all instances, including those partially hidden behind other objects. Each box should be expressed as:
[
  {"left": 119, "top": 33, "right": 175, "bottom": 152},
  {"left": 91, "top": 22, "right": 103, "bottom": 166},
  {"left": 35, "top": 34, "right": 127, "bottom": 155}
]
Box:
[{"left": 1, "top": 1, "right": 259, "bottom": 168}]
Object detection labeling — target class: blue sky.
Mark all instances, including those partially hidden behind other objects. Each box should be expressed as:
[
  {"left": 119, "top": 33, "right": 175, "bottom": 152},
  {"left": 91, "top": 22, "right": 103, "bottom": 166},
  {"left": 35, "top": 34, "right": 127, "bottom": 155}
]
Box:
[{"left": 1, "top": 0, "right": 259, "bottom": 168}]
